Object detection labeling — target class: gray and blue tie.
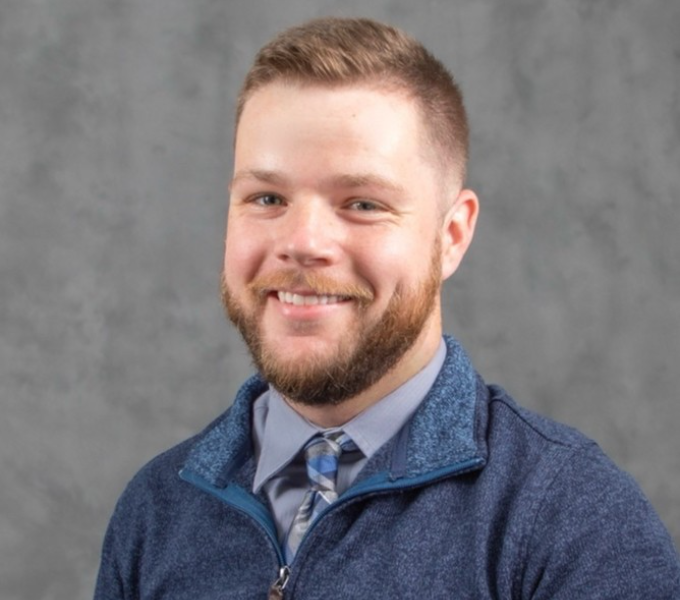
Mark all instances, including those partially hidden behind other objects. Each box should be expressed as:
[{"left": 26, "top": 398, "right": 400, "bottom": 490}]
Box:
[{"left": 284, "top": 431, "right": 357, "bottom": 562}]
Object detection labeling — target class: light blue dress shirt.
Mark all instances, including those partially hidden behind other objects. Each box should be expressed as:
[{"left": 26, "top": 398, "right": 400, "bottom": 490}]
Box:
[{"left": 252, "top": 339, "right": 447, "bottom": 541}]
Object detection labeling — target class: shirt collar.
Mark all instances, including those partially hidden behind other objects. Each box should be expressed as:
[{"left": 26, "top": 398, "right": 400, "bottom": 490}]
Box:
[{"left": 252, "top": 339, "right": 447, "bottom": 493}]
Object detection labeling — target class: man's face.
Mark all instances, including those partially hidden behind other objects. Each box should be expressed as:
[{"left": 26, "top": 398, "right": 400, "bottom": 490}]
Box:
[{"left": 223, "top": 83, "right": 455, "bottom": 406}]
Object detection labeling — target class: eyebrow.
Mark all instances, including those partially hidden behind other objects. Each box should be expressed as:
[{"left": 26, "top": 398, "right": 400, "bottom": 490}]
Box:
[
  {"left": 328, "top": 173, "right": 405, "bottom": 194},
  {"left": 230, "top": 169, "right": 405, "bottom": 194},
  {"left": 230, "top": 169, "right": 287, "bottom": 190}
]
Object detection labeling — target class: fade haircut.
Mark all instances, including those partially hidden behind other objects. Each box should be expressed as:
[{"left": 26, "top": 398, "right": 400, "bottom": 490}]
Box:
[{"left": 236, "top": 17, "right": 469, "bottom": 184}]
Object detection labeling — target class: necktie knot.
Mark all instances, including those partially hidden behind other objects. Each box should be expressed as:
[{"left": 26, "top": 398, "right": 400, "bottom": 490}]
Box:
[{"left": 303, "top": 431, "right": 357, "bottom": 492}]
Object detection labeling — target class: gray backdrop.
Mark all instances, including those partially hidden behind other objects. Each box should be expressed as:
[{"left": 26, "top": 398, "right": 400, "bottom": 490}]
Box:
[{"left": 1, "top": 0, "right": 678, "bottom": 598}]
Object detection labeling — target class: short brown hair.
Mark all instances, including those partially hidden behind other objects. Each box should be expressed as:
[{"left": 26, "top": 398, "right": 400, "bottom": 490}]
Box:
[{"left": 236, "top": 17, "right": 469, "bottom": 183}]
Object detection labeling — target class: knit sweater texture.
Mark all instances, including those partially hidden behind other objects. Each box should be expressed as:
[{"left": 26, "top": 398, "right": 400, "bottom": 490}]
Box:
[{"left": 95, "top": 336, "right": 680, "bottom": 599}]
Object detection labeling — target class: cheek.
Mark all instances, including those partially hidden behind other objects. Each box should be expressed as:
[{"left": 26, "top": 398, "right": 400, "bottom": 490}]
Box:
[
  {"left": 223, "top": 225, "right": 264, "bottom": 283},
  {"left": 353, "top": 238, "right": 421, "bottom": 297},
  {"left": 373, "top": 231, "right": 434, "bottom": 266}
]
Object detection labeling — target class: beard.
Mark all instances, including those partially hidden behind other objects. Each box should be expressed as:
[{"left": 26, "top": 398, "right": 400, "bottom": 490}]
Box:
[{"left": 221, "top": 243, "right": 442, "bottom": 407}]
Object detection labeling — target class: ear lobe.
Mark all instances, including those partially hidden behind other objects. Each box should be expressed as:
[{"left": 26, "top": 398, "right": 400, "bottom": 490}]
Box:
[{"left": 440, "top": 188, "right": 479, "bottom": 280}]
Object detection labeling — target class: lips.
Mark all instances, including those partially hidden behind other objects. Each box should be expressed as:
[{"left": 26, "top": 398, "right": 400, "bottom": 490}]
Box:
[
  {"left": 249, "top": 270, "right": 374, "bottom": 308},
  {"left": 276, "top": 291, "right": 350, "bottom": 306}
]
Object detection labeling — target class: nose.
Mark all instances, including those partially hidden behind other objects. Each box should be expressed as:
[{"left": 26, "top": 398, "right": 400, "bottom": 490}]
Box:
[{"left": 274, "top": 199, "right": 340, "bottom": 267}]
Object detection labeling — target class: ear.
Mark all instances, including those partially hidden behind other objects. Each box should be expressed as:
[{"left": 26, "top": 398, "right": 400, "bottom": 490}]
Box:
[{"left": 440, "top": 188, "right": 479, "bottom": 280}]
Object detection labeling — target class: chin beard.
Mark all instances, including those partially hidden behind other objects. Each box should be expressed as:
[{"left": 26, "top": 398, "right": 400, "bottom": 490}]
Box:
[{"left": 221, "top": 251, "right": 440, "bottom": 406}]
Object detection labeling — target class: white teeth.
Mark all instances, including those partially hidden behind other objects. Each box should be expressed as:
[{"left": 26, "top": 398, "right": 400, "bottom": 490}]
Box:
[{"left": 277, "top": 291, "right": 344, "bottom": 306}]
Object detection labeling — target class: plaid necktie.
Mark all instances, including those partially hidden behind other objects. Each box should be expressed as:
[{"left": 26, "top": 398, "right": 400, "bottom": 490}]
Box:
[{"left": 284, "top": 431, "right": 357, "bottom": 562}]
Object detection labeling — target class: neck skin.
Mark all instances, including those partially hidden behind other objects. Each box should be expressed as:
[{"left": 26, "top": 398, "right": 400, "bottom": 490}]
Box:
[{"left": 281, "top": 315, "right": 443, "bottom": 428}]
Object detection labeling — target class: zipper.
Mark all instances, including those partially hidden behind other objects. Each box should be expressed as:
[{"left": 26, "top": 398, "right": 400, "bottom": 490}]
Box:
[
  {"left": 290, "top": 456, "right": 486, "bottom": 559},
  {"left": 180, "top": 455, "right": 484, "bottom": 597},
  {"left": 179, "top": 469, "right": 288, "bottom": 562},
  {"left": 180, "top": 469, "right": 294, "bottom": 597},
  {"left": 268, "top": 565, "right": 291, "bottom": 600}
]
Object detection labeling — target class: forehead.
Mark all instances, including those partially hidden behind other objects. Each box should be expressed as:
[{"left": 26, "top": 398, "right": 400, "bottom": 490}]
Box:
[
  {"left": 239, "top": 79, "right": 420, "bottom": 123},
  {"left": 234, "top": 83, "right": 437, "bottom": 176},
  {"left": 239, "top": 82, "right": 422, "bottom": 133}
]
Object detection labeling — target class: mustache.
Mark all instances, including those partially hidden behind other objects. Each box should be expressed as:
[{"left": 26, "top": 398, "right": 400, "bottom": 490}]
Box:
[{"left": 248, "top": 270, "right": 374, "bottom": 304}]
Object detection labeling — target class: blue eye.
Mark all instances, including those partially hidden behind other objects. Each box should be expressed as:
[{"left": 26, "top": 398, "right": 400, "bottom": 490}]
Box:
[
  {"left": 350, "top": 200, "right": 379, "bottom": 211},
  {"left": 255, "top": 194, "right": 283, "bottom": 206}
]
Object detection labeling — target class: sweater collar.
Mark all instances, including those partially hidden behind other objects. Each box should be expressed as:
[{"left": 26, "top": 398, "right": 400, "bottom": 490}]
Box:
[
  {"left": 398, "top": 335, "right": 486, "bottom": 478},
  {"left": 183, "top": 335, "right": 486, "bottom": 488}
]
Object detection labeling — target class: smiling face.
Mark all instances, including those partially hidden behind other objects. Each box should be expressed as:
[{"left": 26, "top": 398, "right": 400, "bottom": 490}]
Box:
[{"left": 223, "top": 83, "right": 477, "bottom": 423}]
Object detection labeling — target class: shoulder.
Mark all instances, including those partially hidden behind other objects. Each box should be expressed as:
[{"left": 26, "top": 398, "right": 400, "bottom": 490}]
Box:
[
  {"left": 486, "top": 384, "right": 592, "bottom": 449},
  {"left": 109, "top": 408, "right": 233, "bottom": 526},
  {"left": 482, "top": 383, "right": 633, "bottom": 489},
  {"left": 483, "top": 384, "right": 667, "bottom": 535},
  {"left": 483, "top": 385, "right": 680, "bottom": 598}
]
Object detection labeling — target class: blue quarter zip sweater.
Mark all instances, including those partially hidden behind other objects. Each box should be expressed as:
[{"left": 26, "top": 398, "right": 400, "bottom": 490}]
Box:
[{"left": 95, "top": 336, "right": 680, "bottom": 599}]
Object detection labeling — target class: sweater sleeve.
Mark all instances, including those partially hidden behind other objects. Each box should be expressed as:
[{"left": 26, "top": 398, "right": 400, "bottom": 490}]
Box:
[
  {"left": 92, "top": 451, "right": 169, "bottom": 600},
  {"left": 93, "top": 512, "right": 127, "bottom": 600},
  {"left": 520, "top": 445, "right": 680, "bottom": 599}
]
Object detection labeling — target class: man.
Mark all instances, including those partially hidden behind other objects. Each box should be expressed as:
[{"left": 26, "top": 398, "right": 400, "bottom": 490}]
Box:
[{"left": 95, "top": 17, "right": 680, "bottom": 599}]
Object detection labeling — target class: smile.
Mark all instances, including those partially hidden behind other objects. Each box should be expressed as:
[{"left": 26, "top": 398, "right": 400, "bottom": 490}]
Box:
[{"left": 276, "top": 291, "right": 350, "bottom": 306}]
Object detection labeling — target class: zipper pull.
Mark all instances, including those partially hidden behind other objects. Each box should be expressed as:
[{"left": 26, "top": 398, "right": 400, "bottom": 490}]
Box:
[{"left": 268, "top": 565, "right": 291, "bottom": 600}]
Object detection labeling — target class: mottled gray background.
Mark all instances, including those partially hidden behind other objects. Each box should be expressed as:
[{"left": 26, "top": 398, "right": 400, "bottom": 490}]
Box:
[{"left": 1, "top": 0, "right": 678, "bottom": 598}]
